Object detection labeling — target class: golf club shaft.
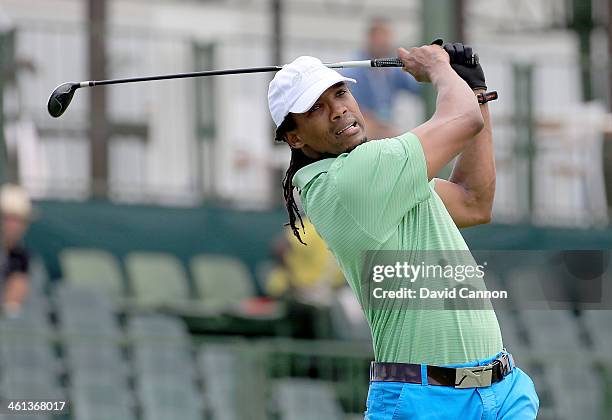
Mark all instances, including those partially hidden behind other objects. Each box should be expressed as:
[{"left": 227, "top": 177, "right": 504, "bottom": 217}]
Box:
[
  {"left": 82, "top": 66, "right": 283, "bottom": 87},
  {"left": 77, "top": 58, "right": 404, "bottom": 88}
]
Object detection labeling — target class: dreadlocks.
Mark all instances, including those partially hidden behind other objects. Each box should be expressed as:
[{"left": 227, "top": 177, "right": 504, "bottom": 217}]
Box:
[{"left": 276, "top": 114, "right": 318, "bottom": 245}]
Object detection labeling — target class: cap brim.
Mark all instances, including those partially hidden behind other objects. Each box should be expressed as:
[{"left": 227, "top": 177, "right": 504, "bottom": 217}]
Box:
[{"left": 289, "top": 75, "right": 356, "bottom": 114}]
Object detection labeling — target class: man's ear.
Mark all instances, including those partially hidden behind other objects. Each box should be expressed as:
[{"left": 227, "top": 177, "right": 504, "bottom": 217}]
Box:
[{"left": 285, "top": 130, "right": 305, "bottom": 149}]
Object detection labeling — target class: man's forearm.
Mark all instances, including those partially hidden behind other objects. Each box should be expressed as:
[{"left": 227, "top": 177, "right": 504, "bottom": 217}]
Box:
[{"left": 448, "top": 90, "right": 495, "bottom": 217}]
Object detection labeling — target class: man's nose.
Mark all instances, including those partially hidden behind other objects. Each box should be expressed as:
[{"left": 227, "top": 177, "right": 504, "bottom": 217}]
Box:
[{"left": 330, "top": 102, "right": 348, "bottom": 120}]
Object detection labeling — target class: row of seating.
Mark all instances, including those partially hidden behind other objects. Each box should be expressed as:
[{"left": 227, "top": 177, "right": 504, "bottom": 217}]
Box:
[
  {"left": 9, "top": 256, "right": 611, "bottom": 419},
  {"left": 60, "top": 248, "right": 256, "bottom": 313},
  {"left": 497, "top": 309, "right": 610, "bottom": 420},
  {"left": 0, "top": 285, "right": 348, "bottom": 420}
]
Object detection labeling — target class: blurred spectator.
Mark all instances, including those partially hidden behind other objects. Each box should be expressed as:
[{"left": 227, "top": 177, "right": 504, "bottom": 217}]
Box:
[
  {"left": 1, "top": 184, "right": 32, "bottom": 317},
  {"left": 266, "top": 217, "right": 345, "bottom": 338},
  {"left": 267, "top": 218, "right": 344, "bottom": 306},
  {"left": 341, "top": 17, "right": 420, "bottom": 139}
]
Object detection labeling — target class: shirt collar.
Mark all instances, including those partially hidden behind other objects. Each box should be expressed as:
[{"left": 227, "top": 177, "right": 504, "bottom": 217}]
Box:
[{"left": 293, "top": 158, "right": 335, "bottom": 190}]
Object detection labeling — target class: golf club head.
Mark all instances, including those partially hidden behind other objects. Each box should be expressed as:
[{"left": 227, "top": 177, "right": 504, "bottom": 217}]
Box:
[{"left": 47, "top": 82, "right": 80, "bottom": 118}]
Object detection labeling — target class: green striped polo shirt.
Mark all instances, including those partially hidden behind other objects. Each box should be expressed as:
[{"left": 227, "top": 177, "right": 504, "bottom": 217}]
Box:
[{"left": 293, "top": 132, "right": 503, "bottom": 365}]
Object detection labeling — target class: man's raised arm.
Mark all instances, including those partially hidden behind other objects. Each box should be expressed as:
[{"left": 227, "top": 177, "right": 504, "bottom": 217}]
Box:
[
  {"left": 400, "top": 45, "right": 484, "bottom": 180},
  {"left": 432, "top": 43, "right": 496, "bottom": 227},
  {"left": 434, "top": 95, "right": 494, "bottom": 227}
]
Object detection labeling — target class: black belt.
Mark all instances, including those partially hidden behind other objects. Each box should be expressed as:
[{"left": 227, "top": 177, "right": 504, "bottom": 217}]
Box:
[{"left": 370, "top": 352, "right": 514, "bottom": 389}]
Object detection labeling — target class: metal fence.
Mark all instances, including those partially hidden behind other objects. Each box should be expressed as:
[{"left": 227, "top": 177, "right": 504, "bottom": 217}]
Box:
[{"left": 1, "top": 16, "right": 611, "bottom": 225}]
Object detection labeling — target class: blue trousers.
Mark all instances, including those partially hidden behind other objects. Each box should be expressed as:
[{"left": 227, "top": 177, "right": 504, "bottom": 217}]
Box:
[{"left": 365, "top": 351, "right": 539, "bottom": 420}]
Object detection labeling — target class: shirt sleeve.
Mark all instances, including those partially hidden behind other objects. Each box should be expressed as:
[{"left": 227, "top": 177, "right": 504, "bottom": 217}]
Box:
[{"left": 333, "top": 132, "right": 430, "bottom": 242}]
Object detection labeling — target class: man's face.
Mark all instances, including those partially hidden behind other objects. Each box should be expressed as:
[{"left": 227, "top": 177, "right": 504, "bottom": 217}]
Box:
[
  {"left": 286, "top": 82, "right": 367, "bottom": 158},
  {"left": 2, "top": 214, "right": 28, "bottom": 248},
  {"left": 368, "top": 24, "right": 393, "bottom": 58}
]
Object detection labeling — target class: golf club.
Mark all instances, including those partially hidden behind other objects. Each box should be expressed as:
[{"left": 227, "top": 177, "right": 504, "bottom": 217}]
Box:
[{"left": 48, "top": 52, "right": 479, "bottom": 118}]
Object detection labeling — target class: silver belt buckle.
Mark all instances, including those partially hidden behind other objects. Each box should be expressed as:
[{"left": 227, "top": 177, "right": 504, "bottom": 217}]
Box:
[{"left": 454, "top": 366, "right": 493, "bottom": 388}]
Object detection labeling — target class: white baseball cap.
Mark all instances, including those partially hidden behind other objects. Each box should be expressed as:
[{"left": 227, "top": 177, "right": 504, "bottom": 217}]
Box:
[{"left": 268, "top": 56, "right": 356, "bottom": 127}]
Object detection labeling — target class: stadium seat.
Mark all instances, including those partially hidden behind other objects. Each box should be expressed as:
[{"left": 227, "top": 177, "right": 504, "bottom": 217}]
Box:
[
  {"left": 191, "top": 254, "right": 255, "bottom": 310},
  {"left": 55, "top": 285, "right": 119, "bottom": 334},
  {"left": 129, "top": 315, "right": 195, "bottom": 382},
  {"left": 504, "top": 267, "right": 551, "bottom": 309},
  {"left": 273, "top": 378, "right": 345, "bottom": 420},
  {"left": 2, "top": 297, "right": 50, "bottom": 327},
  {"left": 519, "top": 310, "right": 586, "bottom": 351},
  {"left": 329, "top": 286, "right": 371, "bottom": 342},
  {"left": 0, "top": 317, "right": 56, "bottom": 370},
  {"left": 545, "top": 362, "right": 604, "bottom": 420},
  {"left": 525, "top": 365, "right": 559, "bottom": 420},
  {"left": 581, "top": 310, "right": 612, "bottom": 356},
  {"left": 137, "top": 382, "right": 203, "bottom": 420},
  {"left": 125, "top": 252, "right": 190, "bottom": 308},
  {"left": 70, "top": 404, "right": 135, "bottom": 420},
  {"left": 64, "top": 339, "right": 126, "bottom": 375},
  {"left": 0, "top": 367, "right": 63, "bottom": 401},
  {"left": 132, "top": 346, "right": 195, "bottom": 383},
  {"left": 128, "top": 313, "right": 189, "bottom": 337},
  {"left": 198, "top": 344, "right": 267, "bottom": 420},
  {"left": 60, "top": 248, "right": 125, "bottom": 298},
  {"left": 70, "top": 372, "right": 134, "bottom": 420},
  {"left": 19, "top": 290, "right": 52, "bottom": 322}
]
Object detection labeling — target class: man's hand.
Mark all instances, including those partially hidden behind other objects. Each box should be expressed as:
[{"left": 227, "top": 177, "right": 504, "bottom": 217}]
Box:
[
  {"left": 444, "top": 42, "right": 487, "bottom": 90},
  {"left": 397, "top": 44, "right": 450, "bottom": 83}
]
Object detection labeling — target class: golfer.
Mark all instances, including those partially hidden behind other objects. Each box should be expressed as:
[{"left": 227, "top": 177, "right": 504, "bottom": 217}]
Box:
[{"left": 268, "top": 42, "right": 539, "bottom": 419}]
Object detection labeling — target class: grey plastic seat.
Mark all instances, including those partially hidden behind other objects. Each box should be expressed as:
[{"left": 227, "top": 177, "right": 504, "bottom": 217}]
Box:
[
  {"left": 60, "top": 248, "right": 124, "bottom": 298},
  {"left": 129, "top": 315, "right": 191, "bottom": 354},
  {"left": 0, "top": 367, "right": 62, "bottom": 400},
  {"left": 18, "top": 292, "right": 52, "bottom": 323},
  {"left": 520, "top": 310, "right": 585, "bottom": 351},
  {"left": 133, "top": 346, "right": 194, "bottom": 382},
  {"left": 64, "top": 339, "right": 126, "bottom": 375},
  {"left": 70, "top": 372, "right": 133, "bottom": 419},
  {"left": 129, "top": 314, "right": 189, "bottom": 338},
  {"left": 55, "top": 284, "right": 116, "bottom": 312},
  {"left": 129, "top": 315, "right": 194, "bottom": 381},
  {"left": 544, "top": 362, "right": 603, "bottom": 420},
  {"left": 0, "top": 340, "right": 56, "bottom": 370},
  {"left": 191, "top": 254, "right": 255, "bottom": 310},
  {"left": 70, "top": 403, "right": 136, "bottom": 420},
  {"left": 0, "top": 297, "right": 50, "bottom": 328},
  {"left": 198, "top": 344, "right": 266, "bottom": 420},
  {"left": 273, "top": 378, "right": 345, "bottom": 420},
  {"left": 126, "top": 252, "right": 190, "bottom": 307},
  {"left": 55, "top": 286, "right": 120, "bottom": 339},
  {"left": 330, "top": 286, "right": 371, "bottom": 341},
  {"left": 137, "top": 381, "right": 203, "bottom": 420},
  {"left": 0, "top": 318, "right": 56, "bottom": 370},
  {"left": 581, "top": 310, "right": 612, "bottom": 353}
]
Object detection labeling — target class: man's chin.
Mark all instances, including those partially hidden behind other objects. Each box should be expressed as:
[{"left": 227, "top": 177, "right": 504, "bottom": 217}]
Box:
[{"left": 343, "top": 137, "right": 368, "bottom": 153}]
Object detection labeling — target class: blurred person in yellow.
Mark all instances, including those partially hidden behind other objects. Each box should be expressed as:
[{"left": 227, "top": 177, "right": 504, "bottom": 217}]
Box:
[
  {"left": 267, "top": 217, "right": 344, "bottom": 306},
  {"left": 1, "top": 184, "right": 32, "bottom": 317}
]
